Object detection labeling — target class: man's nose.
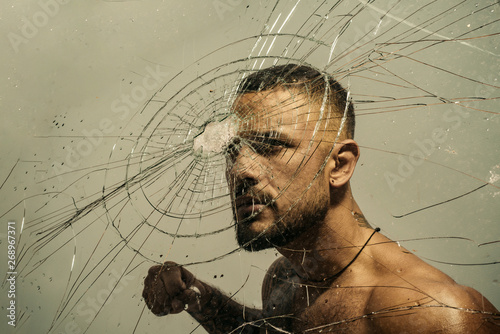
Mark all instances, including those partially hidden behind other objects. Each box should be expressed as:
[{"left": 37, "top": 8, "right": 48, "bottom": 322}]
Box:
[{"left": 227, "top": 143, "right": 262, "bottom": 185}]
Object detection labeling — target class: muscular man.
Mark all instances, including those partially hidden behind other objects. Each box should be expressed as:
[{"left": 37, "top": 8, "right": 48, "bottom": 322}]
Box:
[{"left": 143, "top": 64, "right": 499, "bottom": 333}]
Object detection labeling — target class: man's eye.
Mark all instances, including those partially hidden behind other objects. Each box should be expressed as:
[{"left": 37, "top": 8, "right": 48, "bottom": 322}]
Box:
[
  {"left": 225, "top": 142, "right": 240, "bottom": 160},
  {"left": 251, "top": 139, "right": 286, "bottom": 155},
  {"left": 224, "top": 136, "right": 289, "bottom": 159}
]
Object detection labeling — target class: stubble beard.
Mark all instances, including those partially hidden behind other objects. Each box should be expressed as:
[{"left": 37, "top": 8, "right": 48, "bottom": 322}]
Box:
[{"left": 234, "top": 184, "right": 329, "bottom": 252}]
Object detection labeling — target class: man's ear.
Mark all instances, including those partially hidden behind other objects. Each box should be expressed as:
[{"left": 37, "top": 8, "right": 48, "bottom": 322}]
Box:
[{"left": 326, "top": 139, "right": 360, "bottom": 188}]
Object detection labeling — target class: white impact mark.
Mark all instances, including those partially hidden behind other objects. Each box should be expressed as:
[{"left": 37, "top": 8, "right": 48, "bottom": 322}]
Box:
[
  {"left": 193, "top": 116, "right": 238, "bottom": 157},
  {"left": 489, "top": 170, "right": 500, "bottom": 184},
  {"left": 488, "top": 166, "right": 499, "bottom": 196}
]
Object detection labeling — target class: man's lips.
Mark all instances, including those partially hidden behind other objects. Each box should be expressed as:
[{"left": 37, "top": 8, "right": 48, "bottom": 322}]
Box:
[{"left": 235, "top": 196, "right": 268, "bottom": 218}]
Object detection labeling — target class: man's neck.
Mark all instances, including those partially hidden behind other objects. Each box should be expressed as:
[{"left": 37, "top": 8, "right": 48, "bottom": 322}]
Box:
[{"left": 276, "top": 196, "right": 378, "bottom": 283}]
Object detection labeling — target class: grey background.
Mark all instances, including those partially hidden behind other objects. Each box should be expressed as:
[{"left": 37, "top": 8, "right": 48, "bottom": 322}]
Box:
[{"left": 1, "top": 0, "right": 499, "bottom": 333}]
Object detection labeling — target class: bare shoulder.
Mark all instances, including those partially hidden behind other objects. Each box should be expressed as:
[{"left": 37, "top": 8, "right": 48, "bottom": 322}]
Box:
[
  {"left": 261, "top": 256, "right": 296, "bottom": 300},
  {"left": 367, "top": 271, "right": 500, "bottom": 333},
  {"left": 261, "top": 256, "right": 299, "bottom": 332}
]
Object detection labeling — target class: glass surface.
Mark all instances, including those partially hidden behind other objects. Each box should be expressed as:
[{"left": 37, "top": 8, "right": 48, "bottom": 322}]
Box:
[{"left": 1, "top": 0, "right": 499, "bottom": 333}]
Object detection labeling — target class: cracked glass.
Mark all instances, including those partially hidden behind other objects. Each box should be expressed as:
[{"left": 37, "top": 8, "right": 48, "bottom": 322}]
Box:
[{"left": 1, "top": 0, "right": 499, "bottom": 333}]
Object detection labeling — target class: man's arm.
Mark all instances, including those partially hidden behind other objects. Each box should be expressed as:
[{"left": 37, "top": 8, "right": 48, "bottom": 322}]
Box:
[
  {"left": 187, "top": 282, "right": 263, "bottom": 333},
  {"left": 143, "top": 262, "right": 263, "bottom": 334}
]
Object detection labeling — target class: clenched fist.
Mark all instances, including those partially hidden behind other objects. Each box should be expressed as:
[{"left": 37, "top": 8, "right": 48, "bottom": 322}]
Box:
[{"left": 143, "top": 261, "right": 209, "bottom": 316}]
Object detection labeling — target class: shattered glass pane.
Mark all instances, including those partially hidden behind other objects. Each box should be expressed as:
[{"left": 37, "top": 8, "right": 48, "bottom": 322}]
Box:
[{"left": 1, "top": 0, "right": 499, "bottom": 333}]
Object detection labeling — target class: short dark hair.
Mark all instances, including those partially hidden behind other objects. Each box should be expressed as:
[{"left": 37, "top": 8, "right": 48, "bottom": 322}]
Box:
[{"left": 237, "top": 64, "right": 355, "bottom": 139}]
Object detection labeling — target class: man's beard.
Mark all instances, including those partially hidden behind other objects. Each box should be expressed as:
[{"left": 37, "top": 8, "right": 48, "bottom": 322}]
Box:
[{"left": 234, "top": 186, "right": 329, "bottom": 252}]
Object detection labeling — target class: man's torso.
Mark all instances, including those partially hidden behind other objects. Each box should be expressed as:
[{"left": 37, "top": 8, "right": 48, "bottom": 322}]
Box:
[
  {"left": 261, "top": 257, "right": 374, "bottom": 333},
  {"left": 260, "top": 256, "right": 499, "bottom": 334}
]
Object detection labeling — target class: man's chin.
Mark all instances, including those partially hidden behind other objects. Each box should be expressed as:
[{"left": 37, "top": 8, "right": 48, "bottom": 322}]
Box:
[
  {"left": 237, "top": 235, "right": 276, "bottom": 252},
  {"left": 236, "top": 223, "right": 289, "bottom": 252},
  {"left": 236, "top": 225, "right": 268, "bottom": 252}
]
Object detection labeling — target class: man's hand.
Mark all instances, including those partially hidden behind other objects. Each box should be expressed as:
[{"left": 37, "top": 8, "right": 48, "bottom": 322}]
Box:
[
  {"left": 143, "top": 261, "right": 208, "bottom": 316},
  {"left": 143, "top": 261, "right": 263, "bottom": 333}
]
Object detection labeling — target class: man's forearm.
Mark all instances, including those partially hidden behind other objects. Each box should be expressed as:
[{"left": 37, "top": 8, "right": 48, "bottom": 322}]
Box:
[{"left": 187, "top": 283, "right": 263, "bottom": 334}]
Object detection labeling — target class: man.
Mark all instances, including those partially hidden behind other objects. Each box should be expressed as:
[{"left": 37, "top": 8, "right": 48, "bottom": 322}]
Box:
[{"left": 143, "top": 64, "right": 499, "bottom": 333}]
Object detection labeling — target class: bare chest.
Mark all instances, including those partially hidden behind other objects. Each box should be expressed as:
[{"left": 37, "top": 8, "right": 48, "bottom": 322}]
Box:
[
  {"left": 263, "top": 279, "right": 373, "bottom": 333},
  {"left": 291, "top": 283, "right": 372, "bottom": 333}
]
